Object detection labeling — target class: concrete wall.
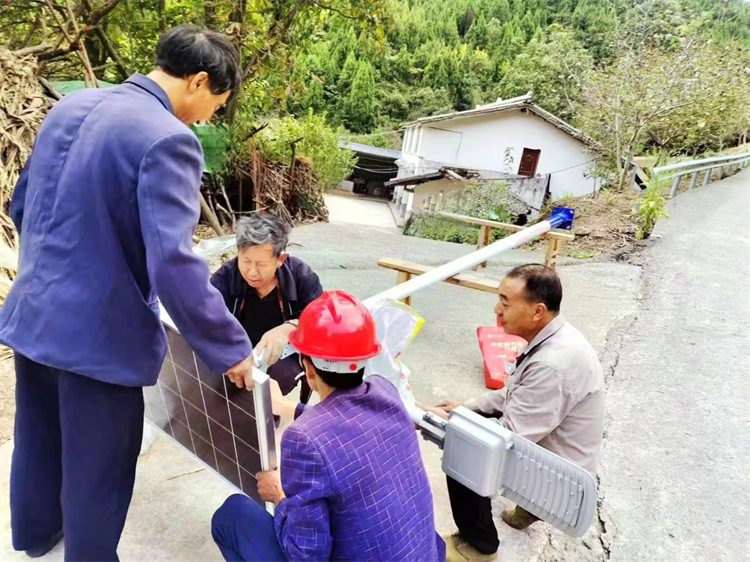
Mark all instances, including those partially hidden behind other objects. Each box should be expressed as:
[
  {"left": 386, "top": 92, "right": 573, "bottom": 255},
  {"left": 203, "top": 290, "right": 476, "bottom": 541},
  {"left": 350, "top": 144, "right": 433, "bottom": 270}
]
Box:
[
  {"left": 404, "top": 110, "right": 598, "bottom": 199},
  {"left": 410, "top": 178, "right": 464, "bottom": 214},
  {"left": 416, "top": 128, "right": 462, "bottom": 164},
  {"left": 393, "top": 179, "right": 463, "bottom": 221}
]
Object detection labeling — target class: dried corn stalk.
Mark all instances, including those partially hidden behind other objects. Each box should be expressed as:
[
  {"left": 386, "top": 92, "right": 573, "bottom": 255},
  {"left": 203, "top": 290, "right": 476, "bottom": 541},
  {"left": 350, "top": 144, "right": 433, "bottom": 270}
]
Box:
[
  {"left": 0, "top": 47, "right": 47, "bottom": 359},
  {"left": 233, "top": 148, "right": 328, "bottom": 225}
]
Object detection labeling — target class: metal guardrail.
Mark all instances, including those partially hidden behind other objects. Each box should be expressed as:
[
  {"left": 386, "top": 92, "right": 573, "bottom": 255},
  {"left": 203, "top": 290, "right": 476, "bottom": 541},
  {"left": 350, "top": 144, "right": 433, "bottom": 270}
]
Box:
[{"left": 652, "top": 151, "right": 750, "bottom": 199}]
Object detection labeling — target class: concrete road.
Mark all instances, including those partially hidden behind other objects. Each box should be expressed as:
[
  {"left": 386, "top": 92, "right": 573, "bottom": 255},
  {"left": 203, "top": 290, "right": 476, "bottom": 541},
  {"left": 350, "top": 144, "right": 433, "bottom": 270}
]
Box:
[
  {"left": 323, "top": 194, "right": 397, "bottom": 228},
  {"left": 288, "top": 225, "right": 641, "bottom": 562},
  {"left": 599, "top": 168, "right": 750, "bottom": 562},
  {"left": 1, "top": 169, "right": 747, "bottom": 561}
]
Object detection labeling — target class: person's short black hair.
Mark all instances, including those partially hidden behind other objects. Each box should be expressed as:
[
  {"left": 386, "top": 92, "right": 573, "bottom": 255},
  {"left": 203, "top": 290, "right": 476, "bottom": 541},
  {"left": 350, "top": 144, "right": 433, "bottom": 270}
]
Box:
[
  {"left": 154, "top": 24, "right": 241, "bottom": 94},
  {"left": 505, "top": 264, "right": 563, "bottom": 313},
  {"left": 301, "top": 355, "right": 364, "bottom": 390}
]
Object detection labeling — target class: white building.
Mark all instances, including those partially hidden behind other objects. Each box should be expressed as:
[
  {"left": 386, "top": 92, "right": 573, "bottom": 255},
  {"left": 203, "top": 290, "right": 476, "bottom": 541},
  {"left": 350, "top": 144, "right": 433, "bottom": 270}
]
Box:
[{"left": 390, "top": 93, "right": 603, "bottom": 220}]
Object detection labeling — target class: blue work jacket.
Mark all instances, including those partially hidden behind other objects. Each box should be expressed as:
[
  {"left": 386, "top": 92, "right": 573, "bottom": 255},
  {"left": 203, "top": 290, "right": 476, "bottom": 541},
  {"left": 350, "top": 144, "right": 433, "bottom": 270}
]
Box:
[{"left": 0, "top": 74, "right": 251, "bottom": 386}]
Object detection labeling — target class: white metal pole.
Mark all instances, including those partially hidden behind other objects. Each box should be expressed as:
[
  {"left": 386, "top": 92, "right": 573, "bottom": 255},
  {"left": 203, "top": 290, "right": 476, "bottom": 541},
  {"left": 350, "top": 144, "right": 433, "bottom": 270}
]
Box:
[
  {"left": 688, "top": 171, "right": 699, "bottom": 190},
  {"left": 364, "top": 219, "right": 555, "bottom": 305},
  {"left": 252, "top": 368, "right": 278, "bottom": 514},
  {"left": 669, "top": 175, "right": 682, "bottom": 199}
]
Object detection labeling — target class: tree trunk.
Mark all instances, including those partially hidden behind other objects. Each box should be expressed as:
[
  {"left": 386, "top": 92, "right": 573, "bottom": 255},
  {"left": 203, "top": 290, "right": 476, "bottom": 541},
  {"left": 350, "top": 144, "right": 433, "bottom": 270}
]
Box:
[
  {"left": 199, "top": 190, "right": 224, "bottom": 237},
  {"left": 157, "top": 0, "right": 166, "bottom": 32},
  {"left": 617, "top": 144, "right": 635, "bottom": 192},
  {"left": 204, "top": 1, "right": 217, "bottom": 27},
  {"left": 94, "top": 26, "right": 130, "bottom": 80},
  {"left": 614, "top": 91, "right": 623, "bottom": 180},
  {"left": 223, "top": 0, "right": 247, "bottom": 125},
  {"left": 230, "top": 0, "right": 247, "bottom": 24}
]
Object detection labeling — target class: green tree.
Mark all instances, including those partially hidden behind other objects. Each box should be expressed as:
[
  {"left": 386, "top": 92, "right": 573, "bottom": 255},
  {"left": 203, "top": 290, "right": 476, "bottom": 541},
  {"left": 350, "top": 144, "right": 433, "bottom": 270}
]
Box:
[
  {"left": 341, "top": 60, "right": 378, "bottom": 133},
  {"left": 337, "top": 51, "right": 358, "bottom": 93},
  {"left": 579, "top": 33, "right": 743, "bottom": 190},
  {"left": 497, "top": 26, "right": 593, "bottom": 122},
  {"left": 644, "top": 42, "right": 750, "bottom": 156},
  {"left": 251, "top": 111, "right": 356, "bottom": 187},
  {"left": 3, "top": 0, "right": 749, "bottom": 158},
  {"left": 570, "top": 0, "right": 620, "bottom": 62}
]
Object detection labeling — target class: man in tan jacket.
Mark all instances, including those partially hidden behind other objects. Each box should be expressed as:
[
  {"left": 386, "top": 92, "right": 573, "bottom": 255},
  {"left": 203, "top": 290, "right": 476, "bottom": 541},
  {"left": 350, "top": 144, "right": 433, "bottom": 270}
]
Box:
[{"left": 428, "top": 264, "right": 605, "bottom": 562}]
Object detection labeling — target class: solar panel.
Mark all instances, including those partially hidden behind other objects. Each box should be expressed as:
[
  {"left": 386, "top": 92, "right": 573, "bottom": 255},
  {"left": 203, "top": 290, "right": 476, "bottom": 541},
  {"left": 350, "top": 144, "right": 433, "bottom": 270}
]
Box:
[{"left": 143, "top": 312, "right": 277, "bottom": 509}]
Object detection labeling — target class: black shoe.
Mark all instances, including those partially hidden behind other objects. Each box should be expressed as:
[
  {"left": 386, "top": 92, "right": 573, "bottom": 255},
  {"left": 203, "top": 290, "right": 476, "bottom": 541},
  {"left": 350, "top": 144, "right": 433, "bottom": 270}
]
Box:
[{"left": 25, "top": 530, "right": 63, "bottom": 558}]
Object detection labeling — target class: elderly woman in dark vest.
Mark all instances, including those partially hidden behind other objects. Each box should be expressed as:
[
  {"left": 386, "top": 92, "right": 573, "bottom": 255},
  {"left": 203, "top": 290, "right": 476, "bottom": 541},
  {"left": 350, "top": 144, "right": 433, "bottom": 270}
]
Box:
[{"left": 211, "top": 213, "right": 322, "bottom": 401}]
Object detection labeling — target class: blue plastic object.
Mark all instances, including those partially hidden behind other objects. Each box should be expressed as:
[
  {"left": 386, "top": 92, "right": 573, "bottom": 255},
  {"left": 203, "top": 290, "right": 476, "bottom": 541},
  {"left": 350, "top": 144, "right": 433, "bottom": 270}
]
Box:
[{"left": 548, "top": 206, "right": 574, "bottom": 230}]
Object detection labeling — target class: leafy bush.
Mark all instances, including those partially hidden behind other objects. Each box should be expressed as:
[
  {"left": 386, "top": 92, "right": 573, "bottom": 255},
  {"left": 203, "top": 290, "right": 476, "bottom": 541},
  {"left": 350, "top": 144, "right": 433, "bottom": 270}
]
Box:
[
  {"left": 448, "top": 180, "right": 518, "bottom": 222},
  {"left": 404, "top": 181, "right": 519, "bottom": 244},
  {"left": 632, "top": 182, "right": 669, "bottom": 240},
  {"left": 246, "top": 110, "right": 356, "bottom": 188},
  {"left": 404, "top": 215, "right": 480, "bottom": 244}
]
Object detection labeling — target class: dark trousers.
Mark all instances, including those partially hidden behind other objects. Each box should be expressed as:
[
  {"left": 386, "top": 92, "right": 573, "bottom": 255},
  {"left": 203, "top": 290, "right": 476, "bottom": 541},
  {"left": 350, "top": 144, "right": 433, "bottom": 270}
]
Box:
[
  {"left": 212, "top": 494, "right": 287, "bottom": 562},
  {"left": 11, "top": 353, "right": 144, "bottom": 561},
  {"left": 267, "top": 353, "right": 311, "bottom": 403},
  {"left": 446, "top": 476, "right": 499, "bottom": 554}
]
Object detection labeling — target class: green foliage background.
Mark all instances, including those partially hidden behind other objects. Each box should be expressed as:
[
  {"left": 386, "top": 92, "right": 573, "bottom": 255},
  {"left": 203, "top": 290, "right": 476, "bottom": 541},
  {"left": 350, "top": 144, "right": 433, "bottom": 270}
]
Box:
[{"left": 1, "top": 0, "right": 749, "bottom": 186}]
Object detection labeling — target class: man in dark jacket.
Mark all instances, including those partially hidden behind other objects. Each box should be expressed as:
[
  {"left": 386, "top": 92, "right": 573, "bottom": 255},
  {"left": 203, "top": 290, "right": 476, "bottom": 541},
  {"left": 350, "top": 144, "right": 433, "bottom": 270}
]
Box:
[
  {"left": 0, "top": 26, "right": 255, "bottom": 561},
  {"left": 211, "top": 213, "right": 323, "bottom": 400}
]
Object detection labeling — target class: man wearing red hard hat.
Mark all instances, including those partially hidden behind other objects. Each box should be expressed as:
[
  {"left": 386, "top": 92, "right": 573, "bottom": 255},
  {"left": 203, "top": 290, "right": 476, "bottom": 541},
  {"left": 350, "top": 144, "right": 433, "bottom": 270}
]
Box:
[{"left": 211, "top": 290, "right": 445, "bottom": 562}]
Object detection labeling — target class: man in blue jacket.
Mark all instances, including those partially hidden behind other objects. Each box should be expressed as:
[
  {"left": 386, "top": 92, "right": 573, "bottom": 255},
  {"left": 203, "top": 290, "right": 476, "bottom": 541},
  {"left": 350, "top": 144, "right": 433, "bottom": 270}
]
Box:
[
  {"left": 210, "top": 213, "right": 322, "bottom": 402},
  {"left": 0, "top": 25, "right": 254, "bottom": 561}
]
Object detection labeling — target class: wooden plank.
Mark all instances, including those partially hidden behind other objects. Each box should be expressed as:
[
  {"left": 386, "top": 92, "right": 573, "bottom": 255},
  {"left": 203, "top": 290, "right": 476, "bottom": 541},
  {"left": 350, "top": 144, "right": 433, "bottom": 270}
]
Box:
[
  {"left": 437, "top": 211, "right": 574, "bottom": 241},
  {"left": 443, "top": 273, "right": 498, "bottom": 293},
  {"left": 548, "top": 228, "right": 576, "bottom": 241},
  {"left": 439, "top": 211, "right": 525, "bottom": 231},
  {"left": 378, "top": 258, "right": 498, "bottom": 294}
]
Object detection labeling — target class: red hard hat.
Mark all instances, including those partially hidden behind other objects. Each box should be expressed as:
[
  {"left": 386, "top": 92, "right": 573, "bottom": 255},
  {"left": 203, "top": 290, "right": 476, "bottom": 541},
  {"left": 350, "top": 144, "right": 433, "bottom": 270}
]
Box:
[{"left": 289, "top": 290, "right": 381, "bottom": 362}]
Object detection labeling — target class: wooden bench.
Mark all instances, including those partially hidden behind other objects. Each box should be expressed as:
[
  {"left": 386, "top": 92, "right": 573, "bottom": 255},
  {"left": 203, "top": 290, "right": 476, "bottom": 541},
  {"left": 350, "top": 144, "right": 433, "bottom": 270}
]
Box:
[
  {"left": 377, "top": 257, "right": 499, "bottom": 305},
  {"left": 437, "top": 211, "right": 575, "bottom": 270}
]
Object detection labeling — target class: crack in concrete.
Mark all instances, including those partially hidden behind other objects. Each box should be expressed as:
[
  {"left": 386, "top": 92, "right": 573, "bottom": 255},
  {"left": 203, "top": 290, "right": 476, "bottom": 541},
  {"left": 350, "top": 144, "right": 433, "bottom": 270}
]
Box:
[
  {"left": 592, "top": 310, "right": 640, "bottom": 561},
  {"left": 536, "top": 262, "right": 647, "bottom": 562},
  {"left": 590, "top": 266, "right": 647, "bottom": 561},
  {"left": 595, "top": 473, "right": 613, "bottom": 559}
]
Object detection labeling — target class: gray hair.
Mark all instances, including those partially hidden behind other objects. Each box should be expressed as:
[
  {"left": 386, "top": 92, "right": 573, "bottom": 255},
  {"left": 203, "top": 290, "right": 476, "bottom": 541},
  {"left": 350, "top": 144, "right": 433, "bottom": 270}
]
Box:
[{"left": 235, "top": 213, "right": 290, "bottom": 256}]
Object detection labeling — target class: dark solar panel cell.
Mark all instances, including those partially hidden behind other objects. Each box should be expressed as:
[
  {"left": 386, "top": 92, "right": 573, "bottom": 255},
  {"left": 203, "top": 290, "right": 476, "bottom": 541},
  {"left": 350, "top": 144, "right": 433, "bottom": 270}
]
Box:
[
  {"left": 225, "top": 384, "right": 256, "bottom": 417},
  {"left": 203, "top": 385, "right": 232, "bottom": 429},
  {"left": 235, "top": 437, "right": 262, "bottom": 475},
  {"left": 229, "top": 403, "right": 260, "bottom": 451},
  {"left": 174, "top": 366, "right": 203, "bottom": 410},
  {"left": 159, "top": 359, "right": 179, "bottom": 394},
  {"left": 166, "top": 327, "right": 197, "bottom": 375},
  {"left": 208, "top": 417, "right": 236, "bottom": 460},
  {"left": 240, "top": 468, "right": 261, "bottom": 502},
  {"left": 196, "top": 355, "right": 226, "bottom": 396},
  {"left": 216, "top": 450, "right": 242, "bottom": 489},
  {"left": 171, "top": 420, "right": 194, "bottom": 454},
  {"left": 193, "top": 432, "right": 218, "bottom": 470},
  {"left": 161, "top": 385, "right": 188, "bottom": 428},
  {"left": 183, "top": 400, "right": 211, "bottom": 443}
]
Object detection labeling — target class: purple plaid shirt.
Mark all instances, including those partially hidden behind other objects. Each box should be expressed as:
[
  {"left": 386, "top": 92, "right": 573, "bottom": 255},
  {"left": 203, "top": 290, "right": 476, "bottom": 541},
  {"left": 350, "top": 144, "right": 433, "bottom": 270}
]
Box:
[{"left": 274, "top": 376, "right": 445, "bottom": 562}]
